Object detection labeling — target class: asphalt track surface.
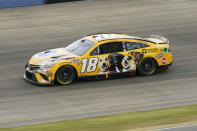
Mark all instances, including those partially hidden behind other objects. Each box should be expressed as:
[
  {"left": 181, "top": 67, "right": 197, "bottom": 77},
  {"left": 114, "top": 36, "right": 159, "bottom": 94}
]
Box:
[{"left": 0, "top": 0, "right": 197, "bottom": 128}]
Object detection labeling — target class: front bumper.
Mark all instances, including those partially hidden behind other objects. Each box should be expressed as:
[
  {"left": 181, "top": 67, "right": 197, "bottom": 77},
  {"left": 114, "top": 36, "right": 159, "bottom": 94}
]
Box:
[{"left": 24, "top": 69, "right": 54, "bottom": 85}]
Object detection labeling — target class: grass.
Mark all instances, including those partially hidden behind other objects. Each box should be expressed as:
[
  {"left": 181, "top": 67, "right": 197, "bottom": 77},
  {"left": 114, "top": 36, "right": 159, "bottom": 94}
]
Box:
[{"left": 1, "top": 104, "right": 197, "bottom": 131}]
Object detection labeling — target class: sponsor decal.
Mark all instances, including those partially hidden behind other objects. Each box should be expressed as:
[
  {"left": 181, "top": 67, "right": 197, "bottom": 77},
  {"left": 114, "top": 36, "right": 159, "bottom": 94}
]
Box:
[
  {"left": 129, "top": 51, "right": 144, "bottom": 64},
  {"left": 142, "top": 49, "right": 147, "bottom": 53},
  {"left": 73, "top": 60, "right": 80, "bottom": 65},
  {"left": 142, "top": 48, "right": 158, "bottom": 53},
  {"left": 98, "top": 56, "right": 110, "bottom": 73},
  {"left": 161, "top": 57, "right": 167, "bottom": 64},
  {"left": 137, "top": 40, "right": 147, "bottom": 44},
  {"left": 93, "top": 34, "right": 132, "bottom": 41},
  {"left": 58, "top": 62, "right": 72, "bottom": 66},
  {"left": 37, "top": 49, "right": 58, "bottom": 57},
  {"left": 161, "top": 47, "right": 169, "bottom": 53},
  {"left": 80, "top": 52, "right": 144, "bottom": 75},
  {"left": 156, "top": 52, "right": 164, "bottom": 58}
]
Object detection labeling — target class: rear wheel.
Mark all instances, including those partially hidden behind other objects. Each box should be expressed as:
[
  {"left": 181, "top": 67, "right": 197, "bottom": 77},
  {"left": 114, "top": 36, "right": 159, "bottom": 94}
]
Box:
[
  {"left": 137, "top": 58, "right": 157, "bottom": 76},
  {"left": 56, "top": 66, "right": 76, "bottom": 85}
]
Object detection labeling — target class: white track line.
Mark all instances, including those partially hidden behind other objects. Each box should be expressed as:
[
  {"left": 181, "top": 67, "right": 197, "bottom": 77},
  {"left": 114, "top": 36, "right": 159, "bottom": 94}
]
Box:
[{"left": 149, "top": 124, "right": 197, "bottom": 131}]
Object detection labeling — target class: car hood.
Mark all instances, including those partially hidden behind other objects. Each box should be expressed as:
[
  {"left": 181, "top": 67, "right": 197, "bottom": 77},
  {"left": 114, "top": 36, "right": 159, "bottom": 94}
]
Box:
[{"left": 29, "top": 48, "right": 78, "bottom": 65}]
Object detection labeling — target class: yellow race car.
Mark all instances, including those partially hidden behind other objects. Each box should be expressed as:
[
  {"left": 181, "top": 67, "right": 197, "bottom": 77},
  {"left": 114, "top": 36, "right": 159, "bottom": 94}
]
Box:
[{"left": 24, "top": 33, "right": 172, "bottom": 85}]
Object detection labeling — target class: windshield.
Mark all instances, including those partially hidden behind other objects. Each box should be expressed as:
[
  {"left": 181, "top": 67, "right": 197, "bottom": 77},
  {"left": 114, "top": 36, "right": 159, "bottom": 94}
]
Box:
[{"left": 65, "top": 38, "right": 94, "bottom": 56}]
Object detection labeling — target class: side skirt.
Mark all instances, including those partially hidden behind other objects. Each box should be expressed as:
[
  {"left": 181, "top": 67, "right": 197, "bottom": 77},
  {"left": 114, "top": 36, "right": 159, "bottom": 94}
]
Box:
[{"left": 78, "top": 72, "right": 136, "bottom": 80}]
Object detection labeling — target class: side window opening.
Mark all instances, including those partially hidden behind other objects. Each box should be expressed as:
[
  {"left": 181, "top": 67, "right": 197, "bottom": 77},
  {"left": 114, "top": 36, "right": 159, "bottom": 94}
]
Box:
[
  {"left": 90, "top": 47, "right": 99, "bottom": 56},
  {"left": 99, "top": 42, "right": 123, "bottom": 54},
  {"left": 90, "top": 42, "right": 124, "bottom": 56},
  {"left": 125, "top": 42, "right": 149, "bottom": 51}
]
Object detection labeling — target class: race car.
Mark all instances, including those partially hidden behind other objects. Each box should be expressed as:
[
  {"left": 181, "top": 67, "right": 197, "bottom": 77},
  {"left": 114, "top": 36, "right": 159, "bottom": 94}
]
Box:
[{"left": 24, "top": 33, "right": 172, "bottom": 85}]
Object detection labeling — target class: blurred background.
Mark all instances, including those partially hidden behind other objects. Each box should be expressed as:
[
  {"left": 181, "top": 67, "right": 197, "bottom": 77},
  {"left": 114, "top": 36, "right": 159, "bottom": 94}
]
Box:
[{"left": 0, "top": 0, "right": 197, "bottom": 129}]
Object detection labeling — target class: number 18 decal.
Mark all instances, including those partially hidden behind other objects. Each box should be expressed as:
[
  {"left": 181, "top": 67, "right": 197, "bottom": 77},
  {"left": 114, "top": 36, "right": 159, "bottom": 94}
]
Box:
[{"left": 81, "top": 58, "right": 98, "bottom": 73}]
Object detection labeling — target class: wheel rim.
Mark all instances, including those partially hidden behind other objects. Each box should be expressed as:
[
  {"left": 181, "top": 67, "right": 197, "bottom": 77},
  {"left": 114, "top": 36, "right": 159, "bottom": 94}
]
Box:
[
  {"left": 141, "top": 59, "right": 154, "bottom": 73},
  {"left": 58, "top": 68, "right": 72, "bottom": 83}
]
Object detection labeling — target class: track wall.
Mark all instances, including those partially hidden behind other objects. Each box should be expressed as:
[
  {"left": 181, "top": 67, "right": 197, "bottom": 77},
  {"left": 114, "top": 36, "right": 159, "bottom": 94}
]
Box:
[{"left": 0, "top": 0, "right": 83, "bottom": 9}]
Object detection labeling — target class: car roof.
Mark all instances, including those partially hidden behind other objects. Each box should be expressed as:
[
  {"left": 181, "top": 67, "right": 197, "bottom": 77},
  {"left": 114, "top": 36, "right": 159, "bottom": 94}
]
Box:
[
  {"left": 86, "top": 33, "right": 142, "bottom": 42},
  {"left": 85, "top": 33, "right": 165, "bottom": 46}
]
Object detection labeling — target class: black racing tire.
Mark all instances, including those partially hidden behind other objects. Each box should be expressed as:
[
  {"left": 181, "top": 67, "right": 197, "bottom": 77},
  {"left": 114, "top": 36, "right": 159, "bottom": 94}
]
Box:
[
  {"left": 137, "top": 58, "right": 157, "bottom": 76},
  {"left": 55, "top": 65, "right": 76, "bottom": 85}
]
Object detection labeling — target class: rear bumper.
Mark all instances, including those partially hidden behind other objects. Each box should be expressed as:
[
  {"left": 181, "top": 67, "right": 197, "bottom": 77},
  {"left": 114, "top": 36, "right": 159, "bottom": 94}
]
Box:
[{"left": 159, "top": 62, "right": 172, "bottom": 69}]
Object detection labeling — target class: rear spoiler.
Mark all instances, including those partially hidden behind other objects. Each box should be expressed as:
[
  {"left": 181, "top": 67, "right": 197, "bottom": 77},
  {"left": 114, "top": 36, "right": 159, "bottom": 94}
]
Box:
[{"left": 150, "top": 35, "right": 169, "bottom": 44}]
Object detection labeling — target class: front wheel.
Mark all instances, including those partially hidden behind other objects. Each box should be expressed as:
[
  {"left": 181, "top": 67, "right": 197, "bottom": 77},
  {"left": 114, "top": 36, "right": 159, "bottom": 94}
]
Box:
[
  {"left": 55, "top": 66, "right": 76, "bottom": 85},
  {"left": 137, "top": 58, "right": 157, "bottom": 76}
]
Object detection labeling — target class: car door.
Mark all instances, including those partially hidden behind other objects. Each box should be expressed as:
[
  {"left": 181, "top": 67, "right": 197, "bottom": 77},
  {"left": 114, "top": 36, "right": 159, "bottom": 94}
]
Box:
[
  {"left": 80, "top": 40, "right": 145, "bottom": 77},
  {"left": 87, "top": 40, "right": 128, "bottom": 76}
]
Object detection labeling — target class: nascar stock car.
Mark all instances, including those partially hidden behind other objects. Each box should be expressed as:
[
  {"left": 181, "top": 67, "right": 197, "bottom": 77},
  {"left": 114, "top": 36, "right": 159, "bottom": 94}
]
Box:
[{"left": 24, "top": 33, "right": 172, "bottom": 85}]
